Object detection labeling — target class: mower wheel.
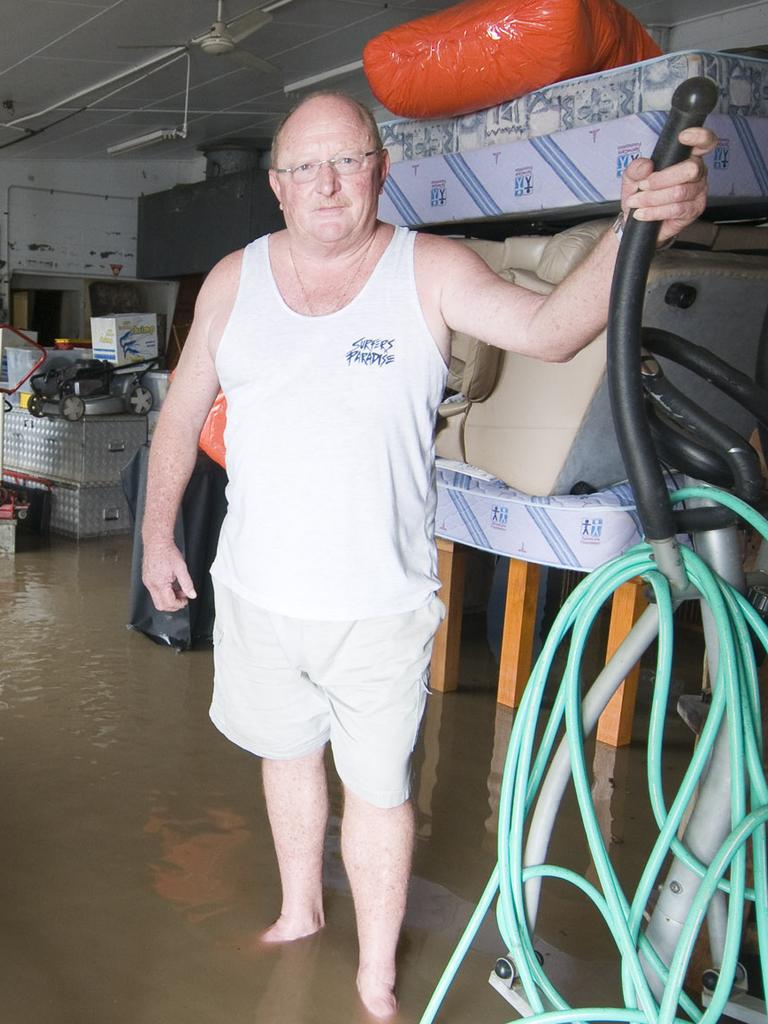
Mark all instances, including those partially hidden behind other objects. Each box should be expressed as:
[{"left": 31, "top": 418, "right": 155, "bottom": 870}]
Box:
[
  {"left": 60, "top": 394, "right": 86, "bottom": 421},
  {"left": 129, "top": 385, "right": 153, "bottom": 416},
  {"left": 27, "top": 394, "right": 46, "bottom": 418}
]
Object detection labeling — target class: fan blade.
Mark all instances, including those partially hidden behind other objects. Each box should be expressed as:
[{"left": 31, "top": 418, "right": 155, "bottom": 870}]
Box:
[
  {"left": 227, "top": 8, "right": 272, "bottom": 44},
  {"left": 118, "top": 43, "right": 186, "bottom": 49},
  {"left": 232, "top": 48, "right": 278, "bottom": 73}
]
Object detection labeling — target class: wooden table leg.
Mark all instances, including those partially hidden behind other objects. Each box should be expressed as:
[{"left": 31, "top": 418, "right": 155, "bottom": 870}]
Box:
[
  {"left": 431, "top": 537, "right": 467, "bottom": 692},
  {"left": 596, "top": 576, "right": 648, "bottom": 747},
  {"left": 498, "top": 558, "right": 541, "bottom": 708}
]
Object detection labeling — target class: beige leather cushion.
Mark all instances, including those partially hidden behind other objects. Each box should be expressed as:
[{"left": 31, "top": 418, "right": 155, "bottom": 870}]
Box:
[
  {"left": 459, "top": 237, "right": 508, "bottom": 274},
  {"left": 500, "top": 234, "right": 550, "bottom": 272},
  {"left": 457, "top": 221, "right": 611, "bottom": 493},
  {"left": 462, "top": 333, "right": 608, "bottom": 495},
  {"left": 445, "top": 222, "right": 607, "bottom": 421},
  {"left": 536, "top": 220, "right": 610, "bottom": 284}
]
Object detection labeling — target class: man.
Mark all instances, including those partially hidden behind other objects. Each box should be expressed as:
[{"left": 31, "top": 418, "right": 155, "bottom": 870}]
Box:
[{"left": 142, "top": 91, "right": 715, "bottom": 1017}]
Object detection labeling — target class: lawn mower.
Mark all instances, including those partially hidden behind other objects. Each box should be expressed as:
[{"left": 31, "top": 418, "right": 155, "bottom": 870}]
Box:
[{"left": 27, "top": 356, "right": 157, "bottom": 420}]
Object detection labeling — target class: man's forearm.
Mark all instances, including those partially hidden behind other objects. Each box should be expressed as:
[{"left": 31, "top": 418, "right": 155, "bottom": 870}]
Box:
[
  {"left": 525, "top": 224, "right": 621, "bottom": 362},
  {"left": 141, "top": 405, "right": 201, "bottom": 547}
]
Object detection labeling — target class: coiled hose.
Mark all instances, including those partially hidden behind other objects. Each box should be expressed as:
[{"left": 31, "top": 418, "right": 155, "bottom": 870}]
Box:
[
  {"left": 420, "top": 487, "right": 767, "bottom": 1024},
  {"left": 419, "top": 78, "right": 767, "bottom": 1023}
]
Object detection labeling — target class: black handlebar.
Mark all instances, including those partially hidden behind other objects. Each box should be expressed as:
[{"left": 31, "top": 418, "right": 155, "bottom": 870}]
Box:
[
  {"left": 652, "top": 77, "right": 720, "bottom": 166},
  {"left": 607, "top": 77, "right": 719, "bottom": 542}
]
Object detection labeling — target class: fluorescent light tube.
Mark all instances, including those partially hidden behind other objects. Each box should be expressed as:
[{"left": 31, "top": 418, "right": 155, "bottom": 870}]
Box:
[
  {"left": 107, "top": 127, "right": 185, "bottom": 156},
  {"left": 283, "top": 59, "right": 363, "bottom": 94}
]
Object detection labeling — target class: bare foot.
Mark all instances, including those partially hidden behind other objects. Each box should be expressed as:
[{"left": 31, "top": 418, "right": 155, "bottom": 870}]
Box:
[
  {"left": 260, "top": 913, "right": 324, "bottom": 944},
  {"left": 357, "top": 968, "right": 398, "bottom": 1018}
]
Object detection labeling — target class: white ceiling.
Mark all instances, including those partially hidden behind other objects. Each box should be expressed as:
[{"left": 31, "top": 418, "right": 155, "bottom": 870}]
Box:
[{"left": 0, "top": 0, "right": 757, "bottom": 162}]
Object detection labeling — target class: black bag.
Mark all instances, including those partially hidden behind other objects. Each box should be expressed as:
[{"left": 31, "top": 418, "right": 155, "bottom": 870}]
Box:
[{"left": 122, "top": 444, "right": 227, "bottom": 649}]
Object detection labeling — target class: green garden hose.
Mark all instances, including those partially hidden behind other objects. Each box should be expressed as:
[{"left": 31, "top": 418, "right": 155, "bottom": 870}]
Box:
[{"left": 420, "top": 484, "right": 767, "bottom": 1024}]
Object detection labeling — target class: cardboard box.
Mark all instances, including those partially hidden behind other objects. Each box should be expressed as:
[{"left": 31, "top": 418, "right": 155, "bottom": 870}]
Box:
[{"left": 90, "top": 314, "right": 158, "bottom": 366}]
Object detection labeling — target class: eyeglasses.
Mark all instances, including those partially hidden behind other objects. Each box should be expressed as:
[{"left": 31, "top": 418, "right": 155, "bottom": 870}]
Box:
[{"left": 274, "top": 149, "right": 381, "bottom": 184}]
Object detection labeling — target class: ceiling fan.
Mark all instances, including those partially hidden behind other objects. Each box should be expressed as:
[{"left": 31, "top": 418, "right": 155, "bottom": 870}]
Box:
[
  {"left": 192, "top": 0, "right": 276, "bottom": 71},
  {"left": 122, "top": 0, "right": 281, "bottom": 73}
]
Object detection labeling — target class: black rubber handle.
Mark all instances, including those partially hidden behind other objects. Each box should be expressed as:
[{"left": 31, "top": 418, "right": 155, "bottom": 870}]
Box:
[
  {"left": 606, "top": 77, "right": 718, "bottom": 542},
  {"left": 650, "top": 77, "right": 720, "bottom": 173}
]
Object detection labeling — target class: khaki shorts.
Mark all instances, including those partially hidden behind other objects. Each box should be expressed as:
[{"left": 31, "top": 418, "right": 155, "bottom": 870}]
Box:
[{"left": 209, "top": 581, "right": 445, "bottom": 808}]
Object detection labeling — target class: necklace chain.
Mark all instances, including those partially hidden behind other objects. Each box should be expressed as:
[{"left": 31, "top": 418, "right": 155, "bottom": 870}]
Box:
[{"left": 288, "top": 229, "right": 377, "bottom": 316}]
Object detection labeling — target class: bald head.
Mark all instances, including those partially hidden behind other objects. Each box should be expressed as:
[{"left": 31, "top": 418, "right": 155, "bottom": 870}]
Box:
[{"left": 271, "top": 91, "right": 383, "bottom": 168}]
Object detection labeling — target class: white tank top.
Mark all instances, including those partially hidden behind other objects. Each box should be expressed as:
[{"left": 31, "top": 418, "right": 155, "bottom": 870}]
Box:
[{"left": 210, "top": 225, "right": 448, "bottom": 620}]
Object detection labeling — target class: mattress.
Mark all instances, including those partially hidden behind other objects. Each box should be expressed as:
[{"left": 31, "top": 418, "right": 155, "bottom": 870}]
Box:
[
  {"left": 377, "top": 50, "right": 768, "bottom": 226},
  {"left": 378, "top": 50, "right": 768, "bottom": 161},
  {"left": 379, "top": 111, "right": 767, "bottom": 225},
  {"left": 435, "top": 459, "right": 643, "bottom": 571}
]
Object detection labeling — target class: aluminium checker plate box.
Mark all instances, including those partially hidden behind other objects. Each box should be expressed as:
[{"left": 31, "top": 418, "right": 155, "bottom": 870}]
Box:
[
  {"left": 49, "top": 480, "right": 131, "bottom": 538},
  {"left": 3, "top": 408, "right": 147, "bottom": 484},
  {"left": 17, "top": 476, "right": 132, "bottom": 539}
]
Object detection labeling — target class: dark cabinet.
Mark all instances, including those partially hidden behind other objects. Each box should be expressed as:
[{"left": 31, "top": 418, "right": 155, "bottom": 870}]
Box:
[{"left": 137, "top": 168, "right": 283, "bottom": 278}]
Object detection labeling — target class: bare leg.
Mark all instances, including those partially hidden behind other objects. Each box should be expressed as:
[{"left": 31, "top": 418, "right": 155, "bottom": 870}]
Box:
[
  {"left": 342, "top": 788, "right": 414, "bottom": 1018},
  {"left": 261, "top": 745, "right": 329, "bottom": 942}
]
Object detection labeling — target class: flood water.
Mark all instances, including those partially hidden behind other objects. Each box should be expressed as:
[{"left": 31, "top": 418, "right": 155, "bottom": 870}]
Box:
[{"left": 0, "top": 533, "right": 704, "bottom": 1023}]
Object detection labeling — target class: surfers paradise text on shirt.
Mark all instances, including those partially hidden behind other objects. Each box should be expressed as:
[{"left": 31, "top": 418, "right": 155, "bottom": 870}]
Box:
[{"left": 345, "top": 337, "right": 396, "bottom": 367}]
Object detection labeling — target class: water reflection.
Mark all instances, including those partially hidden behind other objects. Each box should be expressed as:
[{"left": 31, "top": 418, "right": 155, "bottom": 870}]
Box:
[{"left": 144, "top": 805, "right": 253, "bottom": 924}]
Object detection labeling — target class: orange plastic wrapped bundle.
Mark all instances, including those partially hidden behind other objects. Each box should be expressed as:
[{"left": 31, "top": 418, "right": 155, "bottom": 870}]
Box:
[
  {"left": 363, "top": 0, "right": 662, "bottom": 119},
  {"left": 199, "top": 390, "right": 227, "bottom": 468}
]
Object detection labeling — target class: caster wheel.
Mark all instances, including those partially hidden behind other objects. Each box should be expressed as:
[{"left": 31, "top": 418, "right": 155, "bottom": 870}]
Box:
[
  {"left": 27, "top": 394, "right": 46, "bottom": 417},
  {"left": 129, "top": 384, "right": 153, "bottom": 415},
  {"left": 702, "top": 970, "right": 719, "bottom": 992},
  {"left": 60, "top": 394, "right": 85, "bottom": 421},
  {"left": 494, "top": 957, "right": 515, "bottom": 983}
]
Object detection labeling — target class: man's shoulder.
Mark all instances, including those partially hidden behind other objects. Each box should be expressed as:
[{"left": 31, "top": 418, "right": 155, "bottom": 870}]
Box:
[
  {"left": 414, "top": 229, "right": 476, "bottom": 261},
  {"left": 203, "top": 247, "right": 247, "bottom": 291},
  {"left": 208, "top": 229, "right": 275, "bottom": 274},
  {"left": 195, "top": 248, "right": 248, "bottom": 317},
  {"left": 413, "top": 229, "right": 459, "bottom": 251}
]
